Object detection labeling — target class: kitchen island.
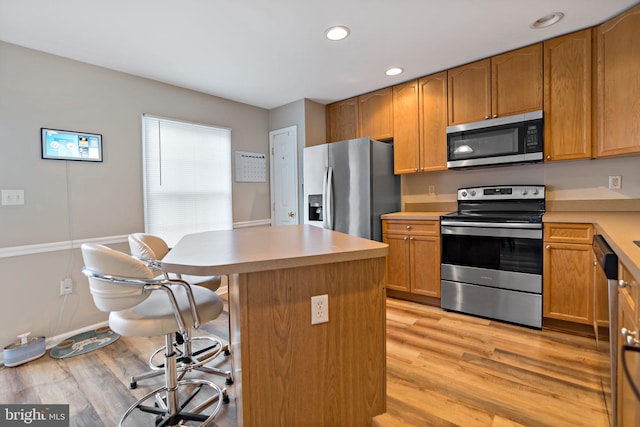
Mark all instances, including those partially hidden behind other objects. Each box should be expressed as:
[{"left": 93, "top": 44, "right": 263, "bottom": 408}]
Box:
[{"left": 161, "top": 224, "right": 388, "bottom": 426}]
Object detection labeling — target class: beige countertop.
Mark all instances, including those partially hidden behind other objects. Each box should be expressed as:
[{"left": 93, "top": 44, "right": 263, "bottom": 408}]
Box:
[
  {"left": 161, "top": 224, "right": 388, "bottom": 276},
  {"left": 543, "top": 211, "right": 640, "bottom": 280}
]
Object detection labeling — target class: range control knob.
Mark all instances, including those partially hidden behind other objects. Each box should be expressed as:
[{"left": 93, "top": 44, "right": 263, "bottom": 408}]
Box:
[
  {"left": 532, "top": 188, "right": 539, "bottom": 195},
  {"left": 521, "top": 189, "right": 528, "bottom": 196},
  {"left": 470, "top": 190, "right": 476, "bottom": 196},
  {"left": 461, "top": 191, "right": 468, "bottom": 197}
]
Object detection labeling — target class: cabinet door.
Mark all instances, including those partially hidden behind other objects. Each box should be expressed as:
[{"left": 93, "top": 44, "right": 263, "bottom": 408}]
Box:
[
  {"left": 543, "top": 242, "right": 594, "bottom": 324},
  {"left": 596, "top": 4, "right": 640, "bottom": 157},
  {"left": 544, "top": 222, "right": 593, "bottom": 245},
  {"left": 544, "top": 30, "right": 592, "bottom": 161},
  {"left": 492, "top": 44, "right": 543, "bottom": 118},
  {"left": 411, "top": 236, "right": 441, "bottom": 297},
  {"left": 447, "top": 58, "right": 491, "bottom": 125},
  {"left": 383, "top": 233, "right": 411, "bottom": 292},
  {"left": 418, "top": 72, "right": 448, "bottom": 172},
  {"left": 392, "top": 80, "right": 420, "bottom": 174},
  {"left": 617, "top": 288, "right": 640, "bottom": 427},
  {"left": 326, "top": 97, "right": 358, "bottom": 143},
  {"left": 358, "top": 88, "right": 394, "bottom": 141}
]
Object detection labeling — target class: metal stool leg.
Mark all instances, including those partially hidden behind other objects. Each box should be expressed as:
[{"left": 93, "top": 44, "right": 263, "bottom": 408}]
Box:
[{"left": 119, "top": 334, "right": 229, "bottom": 427}]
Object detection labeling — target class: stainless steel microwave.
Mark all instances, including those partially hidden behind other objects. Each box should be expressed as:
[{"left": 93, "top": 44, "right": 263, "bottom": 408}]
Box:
[{"left": 446, "top": 110, "right": 543, "bottom": 169}]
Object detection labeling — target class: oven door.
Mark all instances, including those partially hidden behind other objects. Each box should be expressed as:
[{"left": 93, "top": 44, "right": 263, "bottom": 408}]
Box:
[{"left": 441, "top": 222, "right": 543, "bottom": 293}]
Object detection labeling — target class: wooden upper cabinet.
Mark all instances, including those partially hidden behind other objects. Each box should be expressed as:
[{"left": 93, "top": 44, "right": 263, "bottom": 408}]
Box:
[
  {"left": 326, "top": 97, "right": 358, "bottom": 143},
  {"left": 447, "top": 58, "right": 491, "bottom": 125},
  {"left": 492, "top": 43, "right": 543, "bottom": 118},
  {"left": 392, "top": 80, "right": 420, "bottom": 174},
  {"left": 358, "top": 87, "right": 394, "bottom": 141},
  {"left": 419, "top": 72, "right": 448, "bottom": 172},
  {"left": 596, "top": 3, "right": 640, "bottom": 157},
  {"left": 448, "top": 45, "right": 543, "bottom": 126},
  {"left": 392, "top": 73, "right": 448, "bottom": 175},
  {"left": 543, "top": 29, "right": 593, "bottom": 161}
]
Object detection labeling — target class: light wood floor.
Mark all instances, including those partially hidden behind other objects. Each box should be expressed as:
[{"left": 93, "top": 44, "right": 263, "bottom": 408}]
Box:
[{"left": 0, "top": 296, "right": 611, "bottom": 427}]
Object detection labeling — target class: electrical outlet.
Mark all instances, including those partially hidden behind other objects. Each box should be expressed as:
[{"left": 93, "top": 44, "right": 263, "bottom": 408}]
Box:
[
  {"left": 428, "top": 185, "right": 436, "bottom": 195},
  {"left": 311, "top": 294, "right": 329, "bottom": 325},
  {"left": 609, "top": 175, "right": 621, "bottom": 190},
  {"left": 60, "top": 278, "right": 73, "bottom": 296}
]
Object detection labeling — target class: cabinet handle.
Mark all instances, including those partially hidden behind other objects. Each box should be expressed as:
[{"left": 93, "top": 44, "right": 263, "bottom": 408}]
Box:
[
  {"left": 492, "top": 114, "right": 497, "bottom": 118},
  {"left": 485, "top": 116, "right": 490, "bottom": 120},
  {"left": 545, "top": 245, "right": 551, "bottom": 250},
  {"left": 406, "top": 225, "right": 411, "bottom": 230},
  {"left": 409, "top": 237, "right": 414, "bottom": 240},
  {"left": 546, "top": 155, "right": 551, "bottom": 160},
  {"left": 619, "top": 280, "right": 631, "bottom": 288},
  {"left": 403, "top": 236, "right": 408, "bottom": 241},
  {"left": 621, "top": 328, "right": 640, "bottom": 346},
  {"left": 414, "top": 168, "right": 418, "bottom": 172}
]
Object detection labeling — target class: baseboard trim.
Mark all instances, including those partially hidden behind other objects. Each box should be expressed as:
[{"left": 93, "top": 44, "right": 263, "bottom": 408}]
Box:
[{"left": 233, "top": 219, "right": 272, "bottom": 228}]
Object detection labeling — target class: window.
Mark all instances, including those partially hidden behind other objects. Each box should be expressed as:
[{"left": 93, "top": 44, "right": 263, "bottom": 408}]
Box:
[{"left": 142, "top": 115, "right": 232, "bottom": 246}]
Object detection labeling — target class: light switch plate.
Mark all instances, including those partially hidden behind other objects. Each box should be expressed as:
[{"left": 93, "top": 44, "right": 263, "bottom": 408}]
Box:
[{"left": 1, "top": 189, "right": 25, "bottom": 205}]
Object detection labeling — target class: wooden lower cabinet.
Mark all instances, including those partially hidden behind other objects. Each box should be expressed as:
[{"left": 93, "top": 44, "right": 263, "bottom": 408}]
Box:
[
  {"left": 543, "top": 223, "right": 594, "bottom": 325},
  {"left": 383, "top": 219, "right": 440, "bottom": 299},
  {"left": 617, "top": 280, "right": 640, "bottom": 427}
]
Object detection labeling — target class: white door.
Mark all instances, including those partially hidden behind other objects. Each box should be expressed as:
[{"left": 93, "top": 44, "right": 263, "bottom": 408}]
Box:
[{"left": 269, "top": 126, "right": 298, "bottom": 226}]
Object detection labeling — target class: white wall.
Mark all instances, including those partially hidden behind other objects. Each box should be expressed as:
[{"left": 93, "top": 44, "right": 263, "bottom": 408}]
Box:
[{"left": 0, "top": 41, "right": 270, "bottom": 351}]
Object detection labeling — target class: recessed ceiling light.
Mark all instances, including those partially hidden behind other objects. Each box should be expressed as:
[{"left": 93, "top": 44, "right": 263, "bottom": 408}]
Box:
[
  {"left": 530, "top": 12, "right": 564, "bottom": 29},
  {"left": 385, "top": 67, "right": 404, "bottom": 76},
  {"left": 325, "top": 26, "right": 350, "bottom": 41}
]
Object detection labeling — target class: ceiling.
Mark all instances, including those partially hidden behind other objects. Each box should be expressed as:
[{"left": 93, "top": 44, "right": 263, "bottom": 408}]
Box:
[{"left": 1, "top": 0, "right": 638, "bottom": 110}]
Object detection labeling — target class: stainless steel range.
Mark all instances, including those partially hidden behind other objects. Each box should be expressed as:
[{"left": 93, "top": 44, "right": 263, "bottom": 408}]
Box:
[{"left": 440, "top": 185, "right": 545, "bottom": 328}]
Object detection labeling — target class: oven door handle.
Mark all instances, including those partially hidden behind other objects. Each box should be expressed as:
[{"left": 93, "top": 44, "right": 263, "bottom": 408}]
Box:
[
  {"left": 441, "top": 225, "right": 542, "bottom": 239},
  {"left": 440, "top": 221, "right": 542, "bottom": 229}
]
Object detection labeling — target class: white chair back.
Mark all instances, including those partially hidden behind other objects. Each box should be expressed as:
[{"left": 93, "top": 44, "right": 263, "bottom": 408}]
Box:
[
  {"left": 129, "top": 233, "right": 170, "bottom": 261},
  {"left": 81, "top": 243, "right": 156, "bottom": 312}
]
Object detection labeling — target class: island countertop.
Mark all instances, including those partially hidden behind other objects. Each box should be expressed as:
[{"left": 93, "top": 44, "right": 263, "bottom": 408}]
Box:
[
  {"left": 161, "top": 224, "right": 388, "bottom": 276},
  {"left": 160, "top": 223, "right": 388, "bottom": 426}
]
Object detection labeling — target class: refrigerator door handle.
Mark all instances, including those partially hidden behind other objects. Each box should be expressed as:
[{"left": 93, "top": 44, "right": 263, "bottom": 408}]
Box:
[
  {"left": 322, "top": 167, "right": 329, "bottom": 229},
  {"left": 325, "top": 166, "right": 334, "bottom": 230}
]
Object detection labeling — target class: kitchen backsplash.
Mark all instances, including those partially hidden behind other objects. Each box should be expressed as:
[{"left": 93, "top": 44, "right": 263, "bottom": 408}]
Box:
[{"left": 402, "top": 155, "right": 640, "bottom": 210}]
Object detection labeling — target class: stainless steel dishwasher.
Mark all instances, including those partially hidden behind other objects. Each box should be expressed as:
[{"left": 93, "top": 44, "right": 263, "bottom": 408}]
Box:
[{"left": 593, "top": 234, "right": 618, "bottom": 426}]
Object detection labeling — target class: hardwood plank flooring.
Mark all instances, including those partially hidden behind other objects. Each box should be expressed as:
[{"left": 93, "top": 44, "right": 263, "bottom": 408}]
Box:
[
  {"left": 0, "top": 297, "right": 610, "bottom": 426},
  {"left": 377, "top": 298, "right": 611, "bottom": 427}
]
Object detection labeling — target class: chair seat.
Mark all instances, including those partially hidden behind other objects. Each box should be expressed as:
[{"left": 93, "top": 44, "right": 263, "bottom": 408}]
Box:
[{"left": 110, "top": 285, "right": 223, "bottom": 337}]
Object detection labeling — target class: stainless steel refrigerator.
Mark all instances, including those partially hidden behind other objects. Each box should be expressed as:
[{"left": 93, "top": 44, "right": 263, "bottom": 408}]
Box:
[{"left": 303, "top": 137, "right": 400, "bottom": 241}]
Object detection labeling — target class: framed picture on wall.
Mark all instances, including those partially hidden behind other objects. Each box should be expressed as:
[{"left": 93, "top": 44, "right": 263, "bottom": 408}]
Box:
[{"left": 41, "top": 128, "right": 103, "bottom": 162}]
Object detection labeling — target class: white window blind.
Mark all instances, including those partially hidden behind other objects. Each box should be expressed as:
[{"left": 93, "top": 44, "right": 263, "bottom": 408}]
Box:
[{"left": 142, "top": 115, "right": 232, "bottom": 247}]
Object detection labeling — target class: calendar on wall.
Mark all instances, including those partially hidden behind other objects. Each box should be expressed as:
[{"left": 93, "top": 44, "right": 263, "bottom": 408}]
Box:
[{"left": 234, "top": 151, "right": 267, "bottom": 182}]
